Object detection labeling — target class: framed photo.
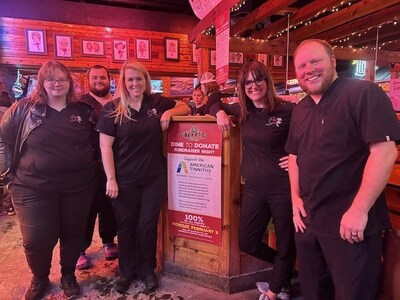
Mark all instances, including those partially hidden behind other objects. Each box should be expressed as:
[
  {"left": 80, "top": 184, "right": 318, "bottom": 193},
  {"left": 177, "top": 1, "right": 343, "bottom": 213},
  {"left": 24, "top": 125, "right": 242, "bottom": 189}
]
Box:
[
  {"left": 26, "top": 29, "right": 47, "bottom": 55},
  {"left": 54, "top": 34, "right": 73, "bottom": 59},
  {"left": 229, "top": 52, "right": 244, "bottom": 64},
  {"left": 81, "top": 39, "right": 105, "bottom": 57},
  {"left": 191, "top": 44, "right": 198, "bottom": 63},
  {"left": 210, "top": 50, "right": 216, "bottom": 66},
  {"left": 135, "top": 38, "right": 151, "bottom": 61},
  {"left": 112, "top": 39, "right": 128, "bottom": 61},
  {"left": 257, "top": 53, "right": 268, "bottom": 66},
  {"left": 272, "top": 54, "right": 284, "bottom": 67},
  {"left": 165, "top": 37, "right": 180, "bottom": 61}
]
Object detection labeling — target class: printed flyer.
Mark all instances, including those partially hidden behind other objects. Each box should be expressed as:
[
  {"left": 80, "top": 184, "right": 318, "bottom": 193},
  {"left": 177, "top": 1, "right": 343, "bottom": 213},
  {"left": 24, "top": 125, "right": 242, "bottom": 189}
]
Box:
[{"left": 167, "top": 122, "right": 222, "bottom": 245}]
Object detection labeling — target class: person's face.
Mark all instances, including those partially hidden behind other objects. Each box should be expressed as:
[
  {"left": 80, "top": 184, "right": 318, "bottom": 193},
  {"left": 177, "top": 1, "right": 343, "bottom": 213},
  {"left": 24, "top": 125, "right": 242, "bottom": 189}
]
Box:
[
  {"left": 294, "top": 42, "right": 337, "bottom": 99},
  {"left": 43, "top": 68, "right": 70, "bottom": 100},
  {"left": 89, "top": 68, "right": 110, "bottom": 97},
  {"left": 59, "top": 40, "right": 68, "bottom": 50},
  {"left": 244, "top": 72, "right": 267, "bottom": 108},
  {"left": 125, "top": 69, "right": 146, "bottom": 98},
  {"left": 192, "top": 90, "right": 204, "bottom": 106}
]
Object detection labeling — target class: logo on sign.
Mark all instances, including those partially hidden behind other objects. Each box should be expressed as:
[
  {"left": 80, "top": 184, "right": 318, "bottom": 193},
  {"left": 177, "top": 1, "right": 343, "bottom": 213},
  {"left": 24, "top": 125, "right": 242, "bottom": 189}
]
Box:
[{"left": 182, "top": 126, "right": 206, "bottom": 141}]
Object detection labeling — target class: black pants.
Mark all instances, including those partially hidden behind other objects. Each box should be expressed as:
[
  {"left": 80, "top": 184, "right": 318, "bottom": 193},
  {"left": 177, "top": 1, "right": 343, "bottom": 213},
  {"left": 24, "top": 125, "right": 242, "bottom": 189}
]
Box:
[
  {"left": 112, "top": 172, "right": 166, "bottom": 278},
  {"left": 296, "top": 230, "right": 382, "bottom": 300},
  {"left": 10, "top": 182, "right": 94, "bottom": 279},
  {"left": 239, "top": 183, "right": 296, "bottom": 294},
  {"left": 82, "top": 170, "right": 116, "bottom": 251}
]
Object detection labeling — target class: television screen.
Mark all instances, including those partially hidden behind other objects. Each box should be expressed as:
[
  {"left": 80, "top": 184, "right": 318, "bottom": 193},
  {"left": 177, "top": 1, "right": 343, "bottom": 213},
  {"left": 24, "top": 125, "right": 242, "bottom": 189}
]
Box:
[{"left": 151, "top": 79, "right": 163, "bottom": 94}]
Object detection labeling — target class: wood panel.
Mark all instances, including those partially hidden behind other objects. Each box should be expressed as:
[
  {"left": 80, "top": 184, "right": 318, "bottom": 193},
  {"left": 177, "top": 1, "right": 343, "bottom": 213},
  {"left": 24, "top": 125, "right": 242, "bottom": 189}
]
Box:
[{"left": 0, "top": 17, "right": 198, "bottom": 77}]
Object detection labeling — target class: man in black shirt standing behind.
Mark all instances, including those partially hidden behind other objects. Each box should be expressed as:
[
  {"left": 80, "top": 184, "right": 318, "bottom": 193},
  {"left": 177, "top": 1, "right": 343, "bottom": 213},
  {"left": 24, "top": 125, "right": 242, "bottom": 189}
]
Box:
[{"left": 76, "top": 65, "right": 118, "bottom": 270}]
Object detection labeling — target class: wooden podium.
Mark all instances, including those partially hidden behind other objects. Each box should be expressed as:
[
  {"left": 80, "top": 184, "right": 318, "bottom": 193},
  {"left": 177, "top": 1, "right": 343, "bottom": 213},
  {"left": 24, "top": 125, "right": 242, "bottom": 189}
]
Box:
[{"left": 159, "top": 116, "right": 273, "bottom": 293}]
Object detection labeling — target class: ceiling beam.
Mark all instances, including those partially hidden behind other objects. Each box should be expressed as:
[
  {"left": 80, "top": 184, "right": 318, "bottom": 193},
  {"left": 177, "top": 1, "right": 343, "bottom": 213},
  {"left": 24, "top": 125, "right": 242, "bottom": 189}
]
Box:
[
  {"left": 250, "top": 0, "right": 345, "bottom": 39},
  {"left": 311, "top": 4, "right": 400, "bottom": 42},
  {"left": 188, "top": 0, "right": 240, "bottom": 43},
  {"left": 230, "top": 0, "right": 296, "bottom": 37},
  {"left": 279, "top": 0, "right": 400, "bottom": 43}
]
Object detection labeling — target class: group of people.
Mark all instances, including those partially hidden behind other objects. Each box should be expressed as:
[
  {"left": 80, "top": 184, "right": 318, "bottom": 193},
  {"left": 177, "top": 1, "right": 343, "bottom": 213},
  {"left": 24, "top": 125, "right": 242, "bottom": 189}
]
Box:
[
  {"left": 0, "top": 60, "right": 190, "bottom": 300},
  {"left": 0, "top": 38, "right": 399, "bottom": 300},
  {"left": 210, "top": 39, "right": 399, "bottom": 300}
]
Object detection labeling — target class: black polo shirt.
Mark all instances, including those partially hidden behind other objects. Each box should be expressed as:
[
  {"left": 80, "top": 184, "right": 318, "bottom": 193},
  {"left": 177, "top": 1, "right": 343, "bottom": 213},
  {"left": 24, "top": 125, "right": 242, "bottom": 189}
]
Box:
[
  {"left": 15, "top": 103, "right": 95, "bottom": 192},
  {"left": 96, "top": 94, "right": 176, "bottom": 187},
  {"left": 285, "top": 77, "right": 400, "bottom": 237}
]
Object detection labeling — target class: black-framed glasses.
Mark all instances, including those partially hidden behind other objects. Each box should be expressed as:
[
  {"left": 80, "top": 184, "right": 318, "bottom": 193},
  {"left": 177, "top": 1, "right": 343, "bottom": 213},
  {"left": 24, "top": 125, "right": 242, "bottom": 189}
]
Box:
[
  {"left": 244, "top": 78, "right": 265, "bottom": 88},
  {"left": 44, "top": 77, "right": 69, "bottom": 85}
]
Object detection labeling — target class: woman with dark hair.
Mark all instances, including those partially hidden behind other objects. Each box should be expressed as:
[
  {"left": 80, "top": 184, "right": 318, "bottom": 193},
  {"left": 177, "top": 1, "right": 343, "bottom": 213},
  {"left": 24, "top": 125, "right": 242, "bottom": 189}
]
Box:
[
  {"left": 96, "top": 60, "right": 190, "bottom": 294},
  {"left": 0, "top": 60, "right": 96, "bottom": 300},
  {"left": 210, "top": 60, "right": 296, "bottom": 300}
]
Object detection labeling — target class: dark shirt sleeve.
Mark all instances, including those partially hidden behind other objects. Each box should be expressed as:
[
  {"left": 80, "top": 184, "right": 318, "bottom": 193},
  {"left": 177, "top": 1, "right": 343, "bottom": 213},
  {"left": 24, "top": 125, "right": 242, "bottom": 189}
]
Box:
[
  {"left": 203, "top": 92, "right": 223, "bottom": 114},
  {"left": 350, "top": 82, "right": 400, "bottom": 144},
  {"left": 95, "top": 101, "right": 117, "bottom": 137},
  {"left": 210, "top": 101, "right": 240, "bottom": 118}
]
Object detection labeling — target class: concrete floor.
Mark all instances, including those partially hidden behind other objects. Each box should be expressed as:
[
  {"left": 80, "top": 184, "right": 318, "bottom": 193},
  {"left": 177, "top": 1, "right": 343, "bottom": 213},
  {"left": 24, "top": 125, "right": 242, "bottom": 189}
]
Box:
[{"left": 0, "top": 213, "right": 302, "bottom": 300}]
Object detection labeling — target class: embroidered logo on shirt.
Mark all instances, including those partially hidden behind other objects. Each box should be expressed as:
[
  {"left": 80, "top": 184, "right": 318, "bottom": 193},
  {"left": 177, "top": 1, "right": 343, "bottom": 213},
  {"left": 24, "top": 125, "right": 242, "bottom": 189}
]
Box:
[
  {"left": 147, "top": 108, "right": 158, "bottom": 118},
  {"left": 69, "top": 114, "right": 82, "bottom": 123},
  {"left": 266, "top": 116, "right": 282, "bottom": 127}
]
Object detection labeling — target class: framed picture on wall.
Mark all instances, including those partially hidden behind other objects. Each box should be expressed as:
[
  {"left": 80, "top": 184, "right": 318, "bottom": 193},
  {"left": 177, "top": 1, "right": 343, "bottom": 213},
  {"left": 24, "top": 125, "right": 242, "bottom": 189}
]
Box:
[
  {"left": 257, "top": 53, "right": 268, "bottom": 66},
  {"left": 112, "top": 39, "right": 128, "bottom": 61},
  {"left": 135, "top": 38, "right": 151, "bottom": 61},
  {"left": 229, "top": 52, "right": 244, "bottom": 64},
  {"left": 81, "top": 39, "right": 105, "bottom": 57},
  {"left": 165, "top": 37, "right": 180, "bottom": 61},
  {"left": 210, "top": 50, "right": 216, "bottom": 66},
  {"left": 54, "top": 34, "right": 73, "bottom": 59},
  {"left": 26, "top": 29, "right": 47, "bottom": 55},
  {"left": 272, "top": 54, "right": 284, "bottom": 67}
]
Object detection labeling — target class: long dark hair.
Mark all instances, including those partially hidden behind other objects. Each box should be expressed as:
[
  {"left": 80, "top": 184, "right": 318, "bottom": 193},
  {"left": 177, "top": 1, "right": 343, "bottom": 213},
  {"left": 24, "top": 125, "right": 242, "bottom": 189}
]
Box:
[
  {"left": 30, "top": 60, "right": 75, "bottom": 104},
  {"left": 237, "top": 60, "right": 281, "bottom": 123}
]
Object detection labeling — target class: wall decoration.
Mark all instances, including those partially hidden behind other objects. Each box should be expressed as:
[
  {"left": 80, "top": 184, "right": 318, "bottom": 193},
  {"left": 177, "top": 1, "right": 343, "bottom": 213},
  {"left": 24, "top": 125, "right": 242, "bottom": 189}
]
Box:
[
  {"left": 26, "top": 29, "right": 47, "bottom": 55},
  {"left": 229, "top": 52, "right": 244, "bottom": 64},
  {"left": 54, "top": 34, "right": 73, "bottom": 59},
  {"left": 81, "top": 39, "right": 105, "bottom": 57},
  {"left": 170, "top": 77, "right": 195, "bottom": 96},
  {"left": 165, "top": 37, "right": 180, "bottom": 61},
  {"left": 112, "top": 39, "right": 128, "bottom": 61},
  {"left": 272, "top": 54, "right": 284, "bottom": 67},
  {"left": 210, "top": 50, "right": 216, "bottom": 66},
  {"left": 135, "top": 38, "right": 151, "bottom": 61},
  {"left": 257, "top": 53, "right": 268, "bottom": 66}
]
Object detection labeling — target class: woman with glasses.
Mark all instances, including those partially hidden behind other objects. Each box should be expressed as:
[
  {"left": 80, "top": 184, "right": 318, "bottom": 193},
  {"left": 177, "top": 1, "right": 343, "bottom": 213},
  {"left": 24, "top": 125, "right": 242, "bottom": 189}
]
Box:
[
  {"left": 0, "top": 60, "right": 96, "bottom": 300},
  {"left": 210, "top": 60, "right": 296, "bottom": 300},
  {"left": 96, "top": 60, "right": 190, "bottom": 294}
]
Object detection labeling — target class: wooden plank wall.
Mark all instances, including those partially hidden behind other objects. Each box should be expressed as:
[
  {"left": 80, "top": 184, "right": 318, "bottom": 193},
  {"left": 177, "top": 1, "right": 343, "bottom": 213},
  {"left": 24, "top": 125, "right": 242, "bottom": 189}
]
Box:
[{"left": 0, "top": 17, "right": 198, "bottom": 78}]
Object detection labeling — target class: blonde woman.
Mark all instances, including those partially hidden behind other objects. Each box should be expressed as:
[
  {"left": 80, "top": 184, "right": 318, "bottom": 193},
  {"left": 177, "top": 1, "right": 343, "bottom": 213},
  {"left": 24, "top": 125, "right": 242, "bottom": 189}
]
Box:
[{"left": 96, "top": 60, "right": 190, "bottom": 294}]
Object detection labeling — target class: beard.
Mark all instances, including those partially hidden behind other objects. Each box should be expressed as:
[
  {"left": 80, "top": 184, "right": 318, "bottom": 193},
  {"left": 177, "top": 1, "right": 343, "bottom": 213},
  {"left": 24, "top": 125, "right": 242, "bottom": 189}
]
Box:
[
  {"left": 299, "top": 67, "right": 336, "bottom": 96},
  {"left": 90, "top": 84, "right": 110, "bottom": 97}
]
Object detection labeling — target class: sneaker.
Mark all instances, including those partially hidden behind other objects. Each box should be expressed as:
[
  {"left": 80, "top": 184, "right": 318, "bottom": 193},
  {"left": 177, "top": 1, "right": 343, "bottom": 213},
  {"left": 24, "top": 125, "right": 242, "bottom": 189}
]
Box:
[
  {"left": 115, "top": 276, "right": 133, "bottom": 294},
  {"left": 103, "top": 243, "right": 118, "bottom": 260},
  {"left": 25, "top": 277, "right": 49, "bottom": 300},
  {"left": 60, "top": 274, "right": 81, "bottom": 299},
  {"left": 4, "top": 207, "right": 15, "bottom": 216},
  {"left": 277, "top": 287, "right": 290, "bottom": 300},
  {"left": 76, "top": 252, "right": 92, "bottom": 270}
]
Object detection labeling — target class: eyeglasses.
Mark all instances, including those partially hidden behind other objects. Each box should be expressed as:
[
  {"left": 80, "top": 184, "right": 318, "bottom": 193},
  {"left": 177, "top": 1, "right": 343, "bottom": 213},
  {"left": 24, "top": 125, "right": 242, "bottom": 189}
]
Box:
[
  {"left": 44, "top": 78, "right": 69, "bottom": 85},
  {"left": 244, "top": 78, "right": 265, "bottom": 88}
]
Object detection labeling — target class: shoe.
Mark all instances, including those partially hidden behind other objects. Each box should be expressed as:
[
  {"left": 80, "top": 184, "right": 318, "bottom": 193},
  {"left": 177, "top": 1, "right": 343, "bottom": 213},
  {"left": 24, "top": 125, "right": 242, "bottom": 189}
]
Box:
[
  {"left": 144, "top": 272, "right": 158, "bottom": 291},
  {"left": 25, "top": 277, "right": 49, "bottom": 300},
  {"left": 103, "top": 243, "right": 118, "bottom": 260},
  {"left": 115, "top": 276, "right": 133, "bottom": 294},
  {"left": 76, "top": 252, "right": 92, "bottom": 270},
  {"left": 60, "top": 274, "right": 81, "bottom": 299},
  {"left": 277, "top": 287, "right": 290, "bottom": 300},
  {"left": 4, "top": 207, "right": 15, "bottom": 216}
]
